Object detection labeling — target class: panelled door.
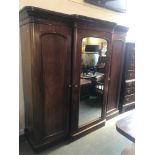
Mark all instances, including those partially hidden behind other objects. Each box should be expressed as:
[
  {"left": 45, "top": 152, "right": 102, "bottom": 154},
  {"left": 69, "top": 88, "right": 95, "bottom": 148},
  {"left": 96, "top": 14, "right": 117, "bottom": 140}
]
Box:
[{"left": 32, "top": 23, "right": 72, "bottom": 143}]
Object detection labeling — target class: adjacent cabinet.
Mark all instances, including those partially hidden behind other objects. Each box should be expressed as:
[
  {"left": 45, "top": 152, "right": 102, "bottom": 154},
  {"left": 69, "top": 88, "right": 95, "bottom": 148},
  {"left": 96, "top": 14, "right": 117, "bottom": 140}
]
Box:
[
  {"left": 119, "top": 43, "right": 135, "bottom": 112},
  {"left": 20, "top": 6, "right": 129, "bottom": 151}
]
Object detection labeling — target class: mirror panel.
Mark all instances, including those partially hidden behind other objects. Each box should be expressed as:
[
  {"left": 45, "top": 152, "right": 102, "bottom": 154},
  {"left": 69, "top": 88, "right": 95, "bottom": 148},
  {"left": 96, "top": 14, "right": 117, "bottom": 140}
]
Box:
[{"left": 79, "top": 37, "right": 108, "bottom": 127}]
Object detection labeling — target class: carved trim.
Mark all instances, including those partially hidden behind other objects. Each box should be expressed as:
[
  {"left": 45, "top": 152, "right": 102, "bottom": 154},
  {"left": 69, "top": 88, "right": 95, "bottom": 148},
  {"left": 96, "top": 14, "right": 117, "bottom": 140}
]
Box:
[{"left": 19, "top": 6, "right": 128, "bottom": 33}]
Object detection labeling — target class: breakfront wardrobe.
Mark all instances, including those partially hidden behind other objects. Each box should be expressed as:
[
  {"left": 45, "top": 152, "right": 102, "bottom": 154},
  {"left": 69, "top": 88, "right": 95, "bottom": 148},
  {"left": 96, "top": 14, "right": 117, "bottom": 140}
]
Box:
[{"left": 20, "top": 6, "right": 128, "bottom": 151}]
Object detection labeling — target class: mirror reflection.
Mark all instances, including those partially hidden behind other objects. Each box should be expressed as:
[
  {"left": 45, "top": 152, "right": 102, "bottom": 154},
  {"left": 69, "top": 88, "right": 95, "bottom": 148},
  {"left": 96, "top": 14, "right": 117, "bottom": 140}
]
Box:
[{"left": 79, "top": 37, "right": 108, "bottom": 126}]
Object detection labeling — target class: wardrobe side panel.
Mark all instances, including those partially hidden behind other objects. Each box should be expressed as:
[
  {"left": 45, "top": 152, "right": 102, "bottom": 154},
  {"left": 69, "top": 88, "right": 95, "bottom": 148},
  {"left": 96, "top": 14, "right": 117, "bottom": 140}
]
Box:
[{"left": 20, "top": 24, "right": 34, "bottom": 138}]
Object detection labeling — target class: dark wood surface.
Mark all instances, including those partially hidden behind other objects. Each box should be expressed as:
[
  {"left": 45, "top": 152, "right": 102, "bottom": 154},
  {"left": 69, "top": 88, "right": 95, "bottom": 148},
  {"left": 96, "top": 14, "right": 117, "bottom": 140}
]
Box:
[
  {"left": 70, "top": 23, "right": 110, "bottom": 137},
  {"left": 39, "top": 25, "right": 71, "bottom": 138},
  {"left": 20, "top": 6, "right": 128, "bottom": 32},
  {"left": 20, "top": 6, "right": 129, "bottom": 151},
  {"left": 20, "top": 23, "right": 34, "bottom": 141},
  {"left": 20, "top": 13, "right": 72, "bottom": 150},
  {"left": 106, "top": 33, "right": 127, "bottom": 119},
  {"left": 116, "top": 112, "right": 135, "bottom": 142},
  {"left": 119, "top": 43, "right": 135, "bottom": 113}
]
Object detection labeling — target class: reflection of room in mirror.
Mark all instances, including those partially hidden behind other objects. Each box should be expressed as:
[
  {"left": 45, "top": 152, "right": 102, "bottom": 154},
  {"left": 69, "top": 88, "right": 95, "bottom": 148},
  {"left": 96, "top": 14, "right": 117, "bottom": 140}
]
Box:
[
  {"left": 99, "top": 41, "right": 107, "bottom": 56},
  {"left": 81, "top": 37, "right": 107, "bottom": 77},
  {"left": 79, "top": 37, "right": 108, "bottom": 127}
]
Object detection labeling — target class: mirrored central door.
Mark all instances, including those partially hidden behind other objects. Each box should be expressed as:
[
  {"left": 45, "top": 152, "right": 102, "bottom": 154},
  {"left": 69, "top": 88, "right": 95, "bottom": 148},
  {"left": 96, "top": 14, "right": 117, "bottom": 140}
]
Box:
[{"left": 79, "top": 37, "right": 108, "bottom": 127}]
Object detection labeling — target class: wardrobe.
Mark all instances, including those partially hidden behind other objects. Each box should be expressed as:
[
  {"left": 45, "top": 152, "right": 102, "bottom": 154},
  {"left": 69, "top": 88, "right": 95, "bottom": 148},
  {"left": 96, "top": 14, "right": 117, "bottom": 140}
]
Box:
[{"left": 20, "top": 6, "right": 128, "bottom": 151}]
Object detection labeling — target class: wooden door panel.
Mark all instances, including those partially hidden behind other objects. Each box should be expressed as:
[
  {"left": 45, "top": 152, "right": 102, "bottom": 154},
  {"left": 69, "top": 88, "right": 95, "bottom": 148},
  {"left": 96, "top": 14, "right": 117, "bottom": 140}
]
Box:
[
  {"left": 41, "top": 33, "right": 67, "bottom": 137},
  {"left": 33, "top": 23, "right": 72, "bottom": 142},
  {"left": 70, "top": 27, "right": 111, "bottom": 136},
  {"left": 107, "top": 40, "right": 124, "bottom": 112}
]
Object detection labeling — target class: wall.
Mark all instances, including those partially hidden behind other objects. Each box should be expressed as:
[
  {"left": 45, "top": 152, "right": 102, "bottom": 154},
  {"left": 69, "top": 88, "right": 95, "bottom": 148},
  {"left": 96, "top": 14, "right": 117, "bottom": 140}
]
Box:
[
  {"left": 19, "top": 0, "right": 131, "bottom": 26},
  {"left": 19, "top": 0, "right": 133, "bottom": 134}
]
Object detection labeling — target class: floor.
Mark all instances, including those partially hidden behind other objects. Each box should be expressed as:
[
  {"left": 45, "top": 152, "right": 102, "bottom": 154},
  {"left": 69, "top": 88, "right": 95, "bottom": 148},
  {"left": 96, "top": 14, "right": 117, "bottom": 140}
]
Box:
[{"left": 19, "top": 110, "right": 133, "bottom": 155}]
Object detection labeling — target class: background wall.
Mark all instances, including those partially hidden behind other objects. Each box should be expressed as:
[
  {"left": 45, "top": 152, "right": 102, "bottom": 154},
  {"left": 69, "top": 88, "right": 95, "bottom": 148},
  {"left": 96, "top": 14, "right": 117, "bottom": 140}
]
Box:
[
  {"left": 19, "top": 0, "right": 132, "bottom": 26},
  {"left": 19, "top": 0, "right": 134, "bottom": 135}
]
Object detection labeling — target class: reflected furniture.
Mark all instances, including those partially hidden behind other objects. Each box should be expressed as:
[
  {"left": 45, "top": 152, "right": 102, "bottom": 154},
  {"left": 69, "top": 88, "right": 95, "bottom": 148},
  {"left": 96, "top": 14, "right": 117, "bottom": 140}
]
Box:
[
  {"left": 20, "top": 6, "right": 128, "bottom": 151},
  {"left": 119, "top": 43, "right": 135, "bottom": 113},
  {"left": 80, "top": 72, "right": 104, "bottom": 96},
  {"left": 80, "top": 78, "right": 91, "bottom": 99}
]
